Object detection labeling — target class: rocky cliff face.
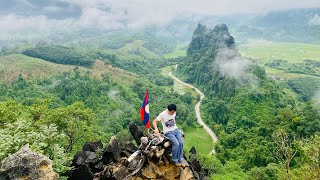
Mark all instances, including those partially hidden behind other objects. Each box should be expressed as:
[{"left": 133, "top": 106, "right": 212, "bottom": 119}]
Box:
[
  {"left": 0, "top": 123, "right": 202, "bottom": 180},
  {"left": 179, "top": 23, "right": 262, "bottom": 99},
  {"left": 180, "top": 23, "right": 239, "bottom": 98},
  {"left": 0, "top": 145, "right": 59, "bottom": 180},
  {"left": 187, "top": 23, "right": 235, "bottom": 58},
  {"left": 67, "top": 123, "right": 200, "bottom": 180}
]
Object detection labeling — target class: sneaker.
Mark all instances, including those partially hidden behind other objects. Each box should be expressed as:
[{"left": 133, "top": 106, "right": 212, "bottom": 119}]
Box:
[{"left": 174, "top": 163, "right": 182, "bottom": 167}]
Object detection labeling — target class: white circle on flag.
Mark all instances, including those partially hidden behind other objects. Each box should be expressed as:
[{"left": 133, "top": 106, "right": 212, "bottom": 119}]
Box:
[{"left": 145, "top": 104, "right": 150, "bottom": 113}]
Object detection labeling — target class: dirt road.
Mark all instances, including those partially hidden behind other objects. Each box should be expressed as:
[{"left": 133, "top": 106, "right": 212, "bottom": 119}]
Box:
[{"left": 168, "top": 72, "right": 218, "bottom": 154}]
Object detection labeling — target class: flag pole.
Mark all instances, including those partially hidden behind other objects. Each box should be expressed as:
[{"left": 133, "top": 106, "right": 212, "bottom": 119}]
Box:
[{"left": 146, "top": 90, "right": 155, "bottom": 133}]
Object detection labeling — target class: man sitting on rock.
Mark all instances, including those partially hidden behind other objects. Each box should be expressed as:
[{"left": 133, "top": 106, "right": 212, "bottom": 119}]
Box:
[{"left": 152, "top": 104, "right": 184, "bottom": 166}]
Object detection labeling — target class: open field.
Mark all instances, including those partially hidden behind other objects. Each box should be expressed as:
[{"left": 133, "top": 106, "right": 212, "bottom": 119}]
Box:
[
  {"left": 238, "top": 39, "right": 320, "bottom": 64},
  {"left": 182, "top": 126, "right": 213, "bottom": 155},
  {"left": 0, "top": 54, "right": 76, "bottom": 82},
  {"left": 0, "top": 54, "right": 136, "bottom": 84},
  {"left": 238, "top": 39, "right": 320, "bottom": 79},
  {"left": 117, "top": 40, "right": 159, "bottom": 59},
  {"left": 163, "top": 42, "right": 188, "bottom": 59}
]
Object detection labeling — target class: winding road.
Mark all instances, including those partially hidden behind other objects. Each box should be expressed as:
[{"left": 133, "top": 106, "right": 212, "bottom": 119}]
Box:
[{"left": 168, "top": 71, "right": 218, "bottom": 154}]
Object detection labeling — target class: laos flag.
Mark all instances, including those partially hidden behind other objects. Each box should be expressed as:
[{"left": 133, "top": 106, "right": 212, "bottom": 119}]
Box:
[{"left": 140, "top": 90, "right": 150, "bottom": 129}]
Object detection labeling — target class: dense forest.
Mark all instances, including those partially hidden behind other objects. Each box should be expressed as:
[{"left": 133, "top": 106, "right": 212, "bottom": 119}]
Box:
[
  {"left": 0, "top": 52, "right": 195, "bottom": 177},
  {"left": 22, "top": 45, "right": 95, "bottom": 67}
]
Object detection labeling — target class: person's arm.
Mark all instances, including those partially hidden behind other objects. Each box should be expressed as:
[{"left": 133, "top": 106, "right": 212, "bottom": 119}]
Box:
[{"left": 152, "top": 119, "right": 160, "bottom": 135}]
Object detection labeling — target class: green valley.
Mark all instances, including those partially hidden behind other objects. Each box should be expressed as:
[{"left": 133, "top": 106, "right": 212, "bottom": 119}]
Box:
[{"left": 0, "top": 3, "right": 320, "bottom": 180}]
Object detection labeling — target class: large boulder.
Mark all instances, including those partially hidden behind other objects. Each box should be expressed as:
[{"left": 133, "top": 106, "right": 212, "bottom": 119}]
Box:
[
  {"left": 102, "top": 136, "right": 121, "bottom": 164},
  {"left": 98, "top": 164, "right": 129, "bottom": 180},
  {"left": 71, "top": 151, "right": 98, "bottom": 167},
  {"left": 82, "top": 140, "right": 103, "bottom": 152},
  {"left": 129, "top": 123, "right": 144, "bottom": 145},
  {"left": 69, "top": 164, "right": 94, "bottom": 180},
  {"left": 0, "top": 145, "right": 59, "bottom": 180},
  {"left": 68, "top": 126, "right": 199, "bottom": 179}
]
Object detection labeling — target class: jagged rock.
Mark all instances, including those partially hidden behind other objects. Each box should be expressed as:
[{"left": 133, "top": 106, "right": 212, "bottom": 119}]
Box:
[
  {"left": 97, "top": 164, "right": 129, "bottom": 180},
  {"left": 187, "top": 23, "right": 208, "bottom": 56},
  {"left": 140, "top": 161, "right": 195, "bottom": 180},
  {"left": 0, "top": 145, "right": 58, "bottom": 180},
  {"left": 189, "top": 146, "right": 197, "bottom": 155},
  {"left": 83, "top": 140, "right": 103, "bottom": 152},
  {"left": 102, "top": 136, "right": 121, "bottom": 164},
  {"left": 212, "top": 23, "right": 235, "bottom": 48},
  {"left": 119, "top": 141, "right": 138, "bottom": 157},
  {"left": 68, "top": 135, "right": 199, "bottom": 180},
  {"left": 189, "top": 147, "right": 203, "bottom": 179},
  {"left": 129, "top": 123, "right": 144, "bottom": 145},
  {"left": 131, "top": 177, "right": 143, "bottom": 180},
  {"left": 180, "top": 167, "right": 195, "bottom": 180},
  {"left": 213, "top": 23, "right": 229, "bottom": 33},
  {"left": 69, "top": 164, "right": 94, "bottom": 180},
  {"left": 72, "top": 151, "right": 98, "bottom": 167},
  {"left": 112, "top": 165, "right": 128, "bottom": 179},
  {"left": 141, "top": 161, "right": 163, "bottom": 179},
  {"left": 158, "top": 164, "right": 181, "bottom": 179}
]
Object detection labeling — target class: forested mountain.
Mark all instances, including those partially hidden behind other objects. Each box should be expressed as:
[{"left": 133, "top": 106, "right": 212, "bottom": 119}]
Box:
[
  {"left": 0, "top": 1, "right": 320, "bottom": 179},
  {"left": 177, "top": 24, "right": 320, "bottom": 179}
]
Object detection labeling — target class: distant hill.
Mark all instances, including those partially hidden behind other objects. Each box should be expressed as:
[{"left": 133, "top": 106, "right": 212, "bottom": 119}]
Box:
[
  {"left": 22, "top": 45, "right": 95, "bottom": 67},
  {"left": 0, "top": 54, "right": 136, "bottom": 83}
]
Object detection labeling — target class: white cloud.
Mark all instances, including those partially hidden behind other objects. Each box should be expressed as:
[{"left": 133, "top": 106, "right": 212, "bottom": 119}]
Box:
[
  {"left": 0, "top": 14, "right": 74, "bottom": 34},
  {"left": 76, "top": 8, "right": 124, "bottom": 30},
  {"left": 1, "top": 0, "right": 320, "bottom": 35},
  {"left": 43, "top": 6, "right": 63, "bottom": 13},
  {"left": 309, "top": 14, "right": 320, "bottom": 25},
  {"left": 14, "top": 0, "right": 34, "bottom": 8},
  {"left": 62, "top": 0, "right": 320, "bottom": 15},
  {"left": 216, "top": 48, "right": 251, "bottom": 81}
]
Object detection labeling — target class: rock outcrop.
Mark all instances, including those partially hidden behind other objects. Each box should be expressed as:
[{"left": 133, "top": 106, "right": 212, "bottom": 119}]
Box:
[
  {"left": 179, "top": 23, "right": 262, "bottom": 99},
  {"left": 68, "top": 123, "right": 199, "bottom": 180},
  {"left": 0, "top": 145, "right": 59, "bottom": 180}
]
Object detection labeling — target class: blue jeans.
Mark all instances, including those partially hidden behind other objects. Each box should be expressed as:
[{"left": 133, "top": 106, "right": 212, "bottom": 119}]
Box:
[{"left": 165, "top": 128, "right": 184, "bottom": 164}]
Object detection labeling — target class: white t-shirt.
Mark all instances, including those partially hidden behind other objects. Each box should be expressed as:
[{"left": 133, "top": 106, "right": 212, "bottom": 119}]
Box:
[{"left": 156, "top": 110, "right": 178, "bottom": 134}]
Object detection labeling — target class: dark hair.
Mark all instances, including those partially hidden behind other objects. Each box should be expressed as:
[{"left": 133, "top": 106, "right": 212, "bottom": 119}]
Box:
[{"left": 167, "top": 104, "right": 177, "bottom": 111}]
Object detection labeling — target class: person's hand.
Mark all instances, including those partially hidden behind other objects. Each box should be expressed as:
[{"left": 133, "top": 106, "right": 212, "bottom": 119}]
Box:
[{"left": 153, "top": 129, "right": 160, "bottom": 136}]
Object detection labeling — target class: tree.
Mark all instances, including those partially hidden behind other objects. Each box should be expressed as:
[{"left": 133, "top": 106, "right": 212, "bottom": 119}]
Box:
[
  {"left": 43, "top": 102, "right": 97, "bottom": 153},
  {"left": 300, "top": 134, "right": 320, "bottom": 179},
  {"left": 272, "top": 129, "right": 297, "bottom": 179}
]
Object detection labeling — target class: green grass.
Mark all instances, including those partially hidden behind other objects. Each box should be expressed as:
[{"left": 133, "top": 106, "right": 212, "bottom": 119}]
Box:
[
  {"left": 163, "top": 42, "right": 188, "bottom": 59},
  {"left": 264, "top": 66, "right": 319, "bottom": 79},
  {"left": 238, "top": 39, "right": 320, "bottom": 64},
  {"left": 238, "top": 39, "right": 320, "bottom": 79},
  {"left": 182, "top": 126, "right": 214, "bottom": 155},
  {"left": 0, "top": 54, "right": 136, "bottom": 84},
  {"left": 0, "top": 54, "right": 75, "bottom": 82},
  {"left": 117, "top": 40, "right": 159, "bottom": 59}
]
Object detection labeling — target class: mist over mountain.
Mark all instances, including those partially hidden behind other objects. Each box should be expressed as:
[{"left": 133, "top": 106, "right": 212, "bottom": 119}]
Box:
[
  {"left": 176, "top": 23, "right": 320, "bottom": 179},
  {"left": 178, "top": 23, "right": 263, "bottom": 99},
  {"left": 1, "top": 0, "right": 320, "bottom": 47}
]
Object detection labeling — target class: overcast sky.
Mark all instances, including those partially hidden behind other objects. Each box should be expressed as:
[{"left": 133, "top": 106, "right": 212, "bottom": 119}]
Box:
[{"left": 0, "top": 0, "right": 320, "bottom": 34}]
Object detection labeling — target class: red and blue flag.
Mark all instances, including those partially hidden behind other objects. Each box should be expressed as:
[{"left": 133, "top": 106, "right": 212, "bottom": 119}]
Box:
[{"left": 140, "top": 90, "right": 150, "bottom": 128}]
